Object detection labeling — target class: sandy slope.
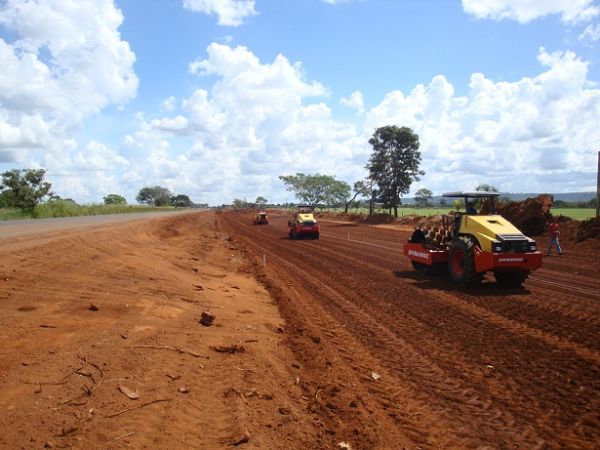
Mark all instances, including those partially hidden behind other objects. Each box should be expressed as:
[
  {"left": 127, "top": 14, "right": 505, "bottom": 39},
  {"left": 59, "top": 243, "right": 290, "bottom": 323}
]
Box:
[{"left": 0, "top": 212, "right": 316, "bottom": 449}]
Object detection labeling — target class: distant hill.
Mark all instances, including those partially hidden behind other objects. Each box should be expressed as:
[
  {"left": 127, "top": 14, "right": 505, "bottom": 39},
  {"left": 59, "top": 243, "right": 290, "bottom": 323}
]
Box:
[{"left": 403, "top": 192, "right": 596, "bottom": 205}]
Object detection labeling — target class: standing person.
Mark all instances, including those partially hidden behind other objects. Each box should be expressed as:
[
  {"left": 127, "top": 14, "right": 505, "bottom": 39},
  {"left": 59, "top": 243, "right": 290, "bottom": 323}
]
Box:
[{"left": 546, "top": 217, "right": 564, "bottom": 256}]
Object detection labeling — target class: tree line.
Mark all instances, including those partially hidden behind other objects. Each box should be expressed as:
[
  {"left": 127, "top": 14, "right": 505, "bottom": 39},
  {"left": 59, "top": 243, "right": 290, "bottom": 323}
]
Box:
[
  {"left": 279, "top": 129, "right": 585, "bottom": 216},
  {"left": 553, "top": 198, "right": 597, "bottom": 208},
  {"left": 0, "top": 169, "right": 203, "bottom": 210},
  {"left": 278, "top": 125, "right": 424, "bottom": 217}
]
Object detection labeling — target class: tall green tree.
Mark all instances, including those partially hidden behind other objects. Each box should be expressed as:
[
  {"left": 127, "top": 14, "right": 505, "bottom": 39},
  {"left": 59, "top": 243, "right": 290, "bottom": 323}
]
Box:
[
  {"left": 414, "top": 188, "right": 433, "bottom": 207},
  {"left": 103, "top": 194, "right": 127, "bottom": 205},
  {"left": 366, "top": 126, "right": 424, "bottom": 217},
  {"left": 255, "top": 196, "right": 268, "bottom": 208},
  {"left": 136, "top": 186, "right": 172, "bottom": 207},
  {"left": 344, "top": 180, "right": 370, "bottom": 213},
  {"left": 0, "top": 169, "right": 53, "bottom": 210},
  {"left": 279, "top": 173, "right": 348, "bottom": 209},
  {"left": 171, "top": 194, "right": 192, "bottom": 207},
  {"left": 473, "top": 183, "right": 509, "bottom": 209},
  {"left": 324, "top": 179, "right": 350, "bottom": 209},
  {"left": 475, "top": 183, "right": 498, "bottom": 192},
  {"left": 232, "top": 198, "right": 250, "bottom": 209}
]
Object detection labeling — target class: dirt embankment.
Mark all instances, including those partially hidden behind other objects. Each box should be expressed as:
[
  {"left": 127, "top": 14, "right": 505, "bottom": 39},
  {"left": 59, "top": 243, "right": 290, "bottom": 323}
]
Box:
[{"left": 0, "top": 212, "right": 319, "bottom": 449}]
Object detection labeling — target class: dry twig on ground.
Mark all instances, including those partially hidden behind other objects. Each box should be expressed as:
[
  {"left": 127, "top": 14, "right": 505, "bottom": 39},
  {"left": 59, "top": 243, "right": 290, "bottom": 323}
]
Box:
[
  {"left": 106, "top": 399, "right": 172, "bottom": 418},
  {"left": 131, "top": 345, "right": 204, "bottom": 358}
]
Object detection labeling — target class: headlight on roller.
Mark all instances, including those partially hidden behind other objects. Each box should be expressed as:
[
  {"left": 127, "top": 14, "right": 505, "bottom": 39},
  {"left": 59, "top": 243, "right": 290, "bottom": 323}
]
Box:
[{"left": 492, "top": 242, "right": 502, "bottom": 253}]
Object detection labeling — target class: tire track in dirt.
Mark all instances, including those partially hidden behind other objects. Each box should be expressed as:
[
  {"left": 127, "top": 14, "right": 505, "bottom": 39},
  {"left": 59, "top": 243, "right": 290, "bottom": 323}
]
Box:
[
  {"left": 292, "top": 236, "right": 596, "bottom": 446},
  {"left": 222, "top": 214, "right": 542, "bottom": 448},
  {"left": 1, "top": 212, "right": 323, "bottom": 449},
  {"left": 309, "top": 221, "right": 600, "bottom": 362},
  {"left": 311, "top": 220, "right": 600, "bottom": 448},
  {"left": 223, "top": 218, "right": 418, "bottom": 448},
  {"left": 321, "top": 220, "right": 600, "bottom": 350},
  {"left": 220, "top": 211, "right": 600, "bottom": 449}
]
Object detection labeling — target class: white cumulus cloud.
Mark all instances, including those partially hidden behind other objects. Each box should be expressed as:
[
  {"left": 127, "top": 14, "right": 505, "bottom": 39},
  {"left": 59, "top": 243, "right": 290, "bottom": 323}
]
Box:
[
  {"left": 162, "top": 96, "right": 177, "bottom": 112},
  {"left": 579, "top": 23, "right": 600, "bottom": 43},
  {"left": 341, "top": 91, "right": 365, "bottom": 114},
  {"left": 462, "top": 0, "right": 599, "bottom": 24},
  {"left": 0, "top": 0, "right": 138, "bottom": 202},
  {"left": 151, "top": 116, "right": 190, "bottom": 135},
  {"left": 73, "top": 141, "right": 129, "bottom": 172},
  {"left": 365, "top": 48, "right": 600, "bottom": 194},
  {"left": 121, "top": 44, "right": 600, "bottom": 205},
  {"left": 124, "top": 43, "right": 363, "bottom": 204},
  {"left": 19, "top": 36, "right": 598, "bottom": 204},
  {"left": 0, "top": 0, "right": 138, "bottom": 155},
  {"left": 182, "top": 0, "right": 257, "bottom": 26}
]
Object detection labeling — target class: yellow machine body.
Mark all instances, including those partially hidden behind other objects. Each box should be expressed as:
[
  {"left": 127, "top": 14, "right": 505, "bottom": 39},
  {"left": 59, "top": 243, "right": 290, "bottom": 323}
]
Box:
[{"left": 459, "top": 214, "right": 525, "bottom": 252}]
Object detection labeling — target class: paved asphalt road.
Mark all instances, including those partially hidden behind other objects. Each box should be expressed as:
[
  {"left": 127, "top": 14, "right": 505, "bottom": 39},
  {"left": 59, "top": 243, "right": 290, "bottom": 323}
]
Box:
[{"left": 0, "top": 210, "right": 199, "bottom": 240}]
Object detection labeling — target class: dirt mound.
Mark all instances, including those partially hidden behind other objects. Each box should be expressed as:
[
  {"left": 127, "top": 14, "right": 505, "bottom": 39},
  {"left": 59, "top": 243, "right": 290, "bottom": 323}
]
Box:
[
  {"left": 576, "top": 216, "right": 600, "bottom": 242},
  {"left": 362, "top": 213, "right": 400, "bottom": 224},
  {"left": 497, "top": 194, "right": 553, "bottom": 236},
  {"left": 552, "top": 215, "right": 579, "bottom": 242},
  {"left": 315, "top": 212, "right": 402, "bottom": 225},
  {"left": 315, "top": 211, "right": 448, "bottom": 228},
  {"left": 316, "top": 202, "right": 592, "bottom": 242},
  {"left": 314, "top": 212, "right": 355, "bottom": 222}
]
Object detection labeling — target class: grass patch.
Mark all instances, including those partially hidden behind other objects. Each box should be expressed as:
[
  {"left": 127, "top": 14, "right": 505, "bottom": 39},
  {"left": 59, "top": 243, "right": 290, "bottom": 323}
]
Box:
[
  {"left": 551, "top": 208, "right": 596, "bottom": 221},
  {"left": 324, "top": 207, "right": 597, "bottom": 220},
  {"left": 0, "top": 202, "right": 179, "bottom": 220},
  {"left": 0, "top": 208, "right": 30, "bottom": 220}
]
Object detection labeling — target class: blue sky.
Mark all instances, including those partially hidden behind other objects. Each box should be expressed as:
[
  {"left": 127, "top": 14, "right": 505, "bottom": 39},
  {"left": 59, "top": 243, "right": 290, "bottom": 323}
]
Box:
[{"left": 1, "top": 0, "right": 599, "bottom": 205}]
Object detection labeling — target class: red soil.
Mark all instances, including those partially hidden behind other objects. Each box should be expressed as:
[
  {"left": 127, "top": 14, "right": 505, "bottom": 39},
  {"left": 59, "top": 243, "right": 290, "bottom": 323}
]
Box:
[{"left": 1, "top": 210, "right": 598, "bottom": 449}]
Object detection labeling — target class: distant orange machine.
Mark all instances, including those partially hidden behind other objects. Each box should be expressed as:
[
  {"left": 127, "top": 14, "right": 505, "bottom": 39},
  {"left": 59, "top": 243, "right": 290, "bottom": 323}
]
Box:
[{"left": 253, "top": 211, "right": 269, "bottom": 225}]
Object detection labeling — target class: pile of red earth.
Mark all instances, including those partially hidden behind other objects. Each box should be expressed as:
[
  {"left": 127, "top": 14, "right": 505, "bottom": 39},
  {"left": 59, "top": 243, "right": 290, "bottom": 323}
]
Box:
[
  {"left": 496, "top": 194, "right": 553, "bottom": 236},
  {"left": 576, "top": 216, "right": 600, "bottom": 242},
  {"left": 318, "top": 199, "right": 598, "bottom": 243},
  {"left": 556, "top": 216, "right": 581, "bottom": 242},
  {"left": 316, "top": 212, "right": 400, "bottom": 225},
  {"left": 317, "top": 211, "right": 454, "bottom": 228}
]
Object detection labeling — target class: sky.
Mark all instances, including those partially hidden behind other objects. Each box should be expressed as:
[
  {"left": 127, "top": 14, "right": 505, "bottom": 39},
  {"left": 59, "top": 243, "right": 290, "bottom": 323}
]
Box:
[{"left": 0, "top": 0, "right": 599, "bottom": 205}]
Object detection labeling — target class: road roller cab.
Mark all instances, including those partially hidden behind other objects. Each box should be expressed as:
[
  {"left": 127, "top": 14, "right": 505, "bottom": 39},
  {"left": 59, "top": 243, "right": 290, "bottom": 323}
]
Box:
[
  {"left": 288, "top": 205, "right": 320, "bottom": 240},
  {"left": 253, "top": 211, "right": 269, "bottom": 225},
  {"left": 403, "top": 191, "right": 542, "bottom": 286}
]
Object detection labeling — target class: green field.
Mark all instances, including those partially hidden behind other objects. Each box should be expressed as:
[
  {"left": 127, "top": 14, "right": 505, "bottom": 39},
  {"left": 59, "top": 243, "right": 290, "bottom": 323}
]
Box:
[
  {"left": 331, "top": 207, "right": 597, "bottom": 221},
  {"left": 0, "top": 202, "right": 178, "bottom": 221},
  {"left": 550, "top": 208, "right": 597, "bottom": 220}
]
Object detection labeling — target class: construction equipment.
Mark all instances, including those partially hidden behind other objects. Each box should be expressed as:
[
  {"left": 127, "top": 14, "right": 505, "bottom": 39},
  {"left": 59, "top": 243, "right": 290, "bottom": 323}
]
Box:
[
  {"left": 288, "top": 205, "right": 320, "bottom": 239},
  {"left": 403, "top": 192, "right": 542, "bottom": 286},
  {"left": 253, "top": 211, "right": 269, "bottom": 225}
]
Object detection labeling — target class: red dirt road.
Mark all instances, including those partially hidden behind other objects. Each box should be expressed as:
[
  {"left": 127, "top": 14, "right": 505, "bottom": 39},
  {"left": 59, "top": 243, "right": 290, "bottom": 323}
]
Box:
[
  {"left": 0, "top": 212, "right": 319, "bottom": 449},
  {"left": 219, "top": 210, "right": 600, "bottom": 450},
  {"left": 1, "top": 210, "right": 598, "bottom": 449}
]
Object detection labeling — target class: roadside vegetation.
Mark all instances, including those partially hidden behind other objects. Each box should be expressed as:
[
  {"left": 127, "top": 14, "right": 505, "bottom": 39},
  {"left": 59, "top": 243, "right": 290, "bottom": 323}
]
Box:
[
  {"left": 0, "top": 202, "right": 174, "bottom": 221},
  {"left": 0, "top": 169, "right": 199, "bottom": 221}
]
